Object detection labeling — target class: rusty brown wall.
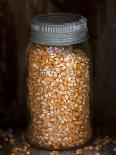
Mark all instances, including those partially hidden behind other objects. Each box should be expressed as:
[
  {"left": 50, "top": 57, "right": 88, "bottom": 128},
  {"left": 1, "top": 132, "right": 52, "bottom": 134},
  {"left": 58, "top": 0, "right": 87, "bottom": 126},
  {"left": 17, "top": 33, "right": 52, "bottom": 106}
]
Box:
[{"left": 0, "top": 0, "right": 116, "bottom": 134}]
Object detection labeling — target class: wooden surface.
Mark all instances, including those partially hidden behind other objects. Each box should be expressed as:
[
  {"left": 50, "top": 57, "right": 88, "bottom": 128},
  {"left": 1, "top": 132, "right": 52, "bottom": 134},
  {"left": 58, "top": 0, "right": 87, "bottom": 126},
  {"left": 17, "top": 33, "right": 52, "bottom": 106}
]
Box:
[
  {"left": 29, "top": 148, "right": 116, "bottom": 155},
  {"left": 0, "top": 142, "right": 115, "bottom": 155}
]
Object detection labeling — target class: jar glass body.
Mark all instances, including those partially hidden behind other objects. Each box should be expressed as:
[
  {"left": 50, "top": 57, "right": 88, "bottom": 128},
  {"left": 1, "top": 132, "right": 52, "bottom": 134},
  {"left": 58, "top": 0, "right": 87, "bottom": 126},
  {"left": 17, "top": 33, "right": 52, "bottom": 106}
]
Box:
[{"left": 26, "top": 41, "right": 92, "bottom": 150}]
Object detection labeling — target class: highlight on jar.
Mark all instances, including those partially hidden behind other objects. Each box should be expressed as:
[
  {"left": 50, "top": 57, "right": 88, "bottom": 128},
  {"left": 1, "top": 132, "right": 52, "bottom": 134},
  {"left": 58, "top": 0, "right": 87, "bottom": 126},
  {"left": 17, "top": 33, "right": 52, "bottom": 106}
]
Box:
[{"left": 25, "top": 13, "right": 92, "bottom": 150}]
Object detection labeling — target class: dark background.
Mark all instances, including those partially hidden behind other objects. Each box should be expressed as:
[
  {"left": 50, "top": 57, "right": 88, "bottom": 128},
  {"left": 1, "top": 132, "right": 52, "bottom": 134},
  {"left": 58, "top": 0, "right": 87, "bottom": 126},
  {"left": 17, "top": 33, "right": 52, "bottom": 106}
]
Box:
[{"left": 0, "top": 0, "right": 116, "bottom": 135}]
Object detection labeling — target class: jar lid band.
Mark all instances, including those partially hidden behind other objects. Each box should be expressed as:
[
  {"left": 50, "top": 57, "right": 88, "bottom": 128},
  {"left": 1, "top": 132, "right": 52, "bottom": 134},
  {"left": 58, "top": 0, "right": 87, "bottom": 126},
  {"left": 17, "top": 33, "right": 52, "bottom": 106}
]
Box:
[{"left": 30, "top": 13, "right": 89, "bottom": 45}]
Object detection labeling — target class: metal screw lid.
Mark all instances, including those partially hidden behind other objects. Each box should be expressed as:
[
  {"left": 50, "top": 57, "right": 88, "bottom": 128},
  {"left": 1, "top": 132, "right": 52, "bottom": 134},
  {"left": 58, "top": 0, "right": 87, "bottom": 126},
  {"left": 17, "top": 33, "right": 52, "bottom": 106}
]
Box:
[{"left": 30, "top": 13, "right": 89, "bottom": 45}]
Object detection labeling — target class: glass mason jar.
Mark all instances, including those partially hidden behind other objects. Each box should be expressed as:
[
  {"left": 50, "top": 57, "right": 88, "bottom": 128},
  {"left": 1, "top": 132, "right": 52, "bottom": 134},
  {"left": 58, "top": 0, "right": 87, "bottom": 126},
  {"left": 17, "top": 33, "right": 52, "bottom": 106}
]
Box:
[{"left": 26, "top": 13, "right": 92, "bottom": 150}]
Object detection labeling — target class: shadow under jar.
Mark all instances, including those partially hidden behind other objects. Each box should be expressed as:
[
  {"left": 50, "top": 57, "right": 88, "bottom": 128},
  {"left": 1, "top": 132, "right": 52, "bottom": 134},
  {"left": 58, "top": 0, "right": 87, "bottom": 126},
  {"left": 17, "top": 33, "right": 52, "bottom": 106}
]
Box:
[{"left": 26, "top": 13, "right": 92, "bottom": 150}]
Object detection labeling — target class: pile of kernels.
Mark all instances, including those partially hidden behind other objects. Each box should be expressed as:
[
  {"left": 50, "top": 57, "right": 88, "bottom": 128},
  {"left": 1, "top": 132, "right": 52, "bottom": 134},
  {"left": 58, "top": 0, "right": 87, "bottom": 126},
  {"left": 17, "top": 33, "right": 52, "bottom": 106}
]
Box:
[
  {"left": 0, "top": 129, "right": 115, "bottom": 155},
  {"left": 0, "top": 129, "right": 31, "bottom": 155},
  {"left": 26, "top": 44, "right": 91, "bottom": 149},
  {"left": 75, "top": 136, "right": 116, "bottom": 155},
  {"left": 11, "top": 144, "right": 30, "bottom": 155}
]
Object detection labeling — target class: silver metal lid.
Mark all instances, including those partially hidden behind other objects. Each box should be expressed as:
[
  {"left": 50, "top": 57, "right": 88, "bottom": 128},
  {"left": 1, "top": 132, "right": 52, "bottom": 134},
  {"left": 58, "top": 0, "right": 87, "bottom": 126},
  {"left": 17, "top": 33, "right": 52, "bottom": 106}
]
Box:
[{"left": 30, "top": 13, "right": 89, "bottom": 45}]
